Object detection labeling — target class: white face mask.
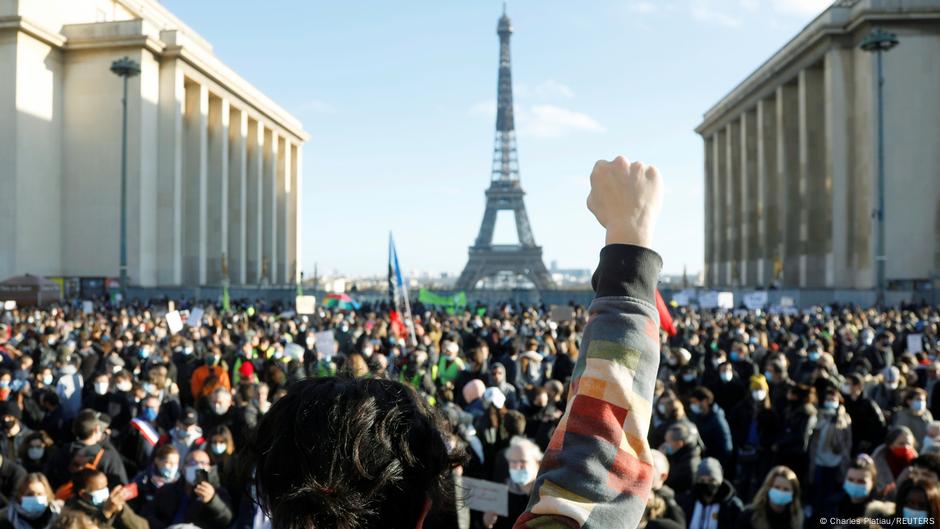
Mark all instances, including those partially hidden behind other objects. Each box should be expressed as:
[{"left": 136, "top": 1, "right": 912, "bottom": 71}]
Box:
[
  {"left": 41, "top": 374, "right": 53, "bottom": 386},
  {"left": 89, "top": 487, "right": 109, "bottom": 506},
  {"left": 116, "top": 381, "right": 132, "bottom": 392},
  {"left": 752, "top": 390, "right": 767, "bottom": 402},
  {"left": 213, "top": 402, "right": 229, "bottom": 415},
  {"left": 94, "top": 382, "right": 109, "bottom": 396}
]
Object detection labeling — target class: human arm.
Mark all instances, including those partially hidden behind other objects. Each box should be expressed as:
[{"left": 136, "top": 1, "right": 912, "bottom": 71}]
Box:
[{"left": 513, "top": 157, "right": 663, "bottom": 529}]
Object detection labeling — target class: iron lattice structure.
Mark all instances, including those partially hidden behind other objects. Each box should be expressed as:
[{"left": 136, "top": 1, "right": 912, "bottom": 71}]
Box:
[{"left": 456, "top": 8, "right": 554, "bottom": 292}]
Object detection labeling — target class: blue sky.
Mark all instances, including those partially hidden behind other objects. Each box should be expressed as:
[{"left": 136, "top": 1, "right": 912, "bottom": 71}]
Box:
[{"left": 162, "top": 0, "right": 834, "bottom": 278}]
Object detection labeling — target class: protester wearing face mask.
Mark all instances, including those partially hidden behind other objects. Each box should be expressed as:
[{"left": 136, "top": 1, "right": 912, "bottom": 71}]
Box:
[
  {"left": 893, "top": 478, "right": 940, "bottom": 528},
  {"left": 117, "top": 396, "right": 163, "bottom": 477},
  {"left": 158, "top": 407, "right": 203, "bottom": 463},
  {"left": 649, "top": 449, "right": 687, "bottom": 528},
  {"left": 868, "top": 366, "right": 904, "bottom": 423},
  {"left": 0, "top": 473, "right": 61, "bottom": 529},
  {"left": 688, "top": 387, "right": 733, "bottom": 470},
  {"left": 482, "top": 437, "right": 542, "bottom": 529},
  {"left": 190, "top": 346, "right": 232, "bottom": 405},
  {"left": 773, "top": 385, "right": 817, "bottom": 484},
  {"left": 650, "top": 391, "right": 694, "bottom": 449},
  {"left": 894, "top": 388, "right": 934, "bottom": 444},
  {"left": 872, "top": 426, "right": 918, "bottom": 495},
  {"left": 735, "top": 466, "right": 803, "bottom": 529},
  {"left": 206, "top": 426, "right": 237, "bottom": 495},
  {"left": 0, "top": 402, "right": 31, "bottom": 463},
  {"left": 808, "top": 386, "right": 853, "bottom": 520},
  {"left": 43, "top": 410, "right": 127, "bottom": 491},
  {"left": 829, "top": 455, "right": 878, "bottom": 521},
  {"left": 65, "top": 469, "right": 146, "bottom": 529},
  {"left": 841, "top": 373, "right": 888, "bottom": 456},
  {"left": 707, "top": 361, "right": 747, "bottom": 416},
  {"left": 53, "top": 356, "right": 83, "bottom": 422},
  {"left": 923, "top": 421, "right": 940, "bottom": 455},
  {"left": 146, "top": 449, "right": 233, "bottom": 529},
  {"left": 128, "top": 444, "right": 178, "bottom": 510},
  {"left": 17, "top": 433, "right": 53, "bottom": 474},
  {"left": 677, "top": 458, "right": 743, "bottom": 529},
  {"left": 199, "top": 388, "right": 234, "bottom": 435},
  {"left": 661, "top": 422, "right": 702, "bottom": 496},
  {"left": 728, "top": 375, "right": 779, "bottom": 500}
]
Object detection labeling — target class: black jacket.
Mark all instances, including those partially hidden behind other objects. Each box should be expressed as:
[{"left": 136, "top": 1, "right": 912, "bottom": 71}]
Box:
[
  {"left": 144, "top": 479, "right": 234, "bottom": 529},
  {"left": 0, "top": 456, "right": 26, "bottom": 507},
  {"left": 844, "top": 394, "right": 886, "bottom": 456},
  {"left": 678, "top": 480, "right": 744, "bottom": 529},
  {"left": 655, "top": 484, "right": 687, "bottom": 528},
  {"left": 44, "top": 442, "right": 128, "bottom": 490},
  {"left": 664, "top": 442, "right": 701, "bottom": 496}
]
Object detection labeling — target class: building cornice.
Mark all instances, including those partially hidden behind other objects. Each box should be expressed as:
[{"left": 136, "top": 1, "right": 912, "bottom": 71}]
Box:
[
  {"left": 0, "top": 16, "right": 67, "bottom": 47},
  {"left": 695, "top": 0, "right": 940, "bottom": 136}
]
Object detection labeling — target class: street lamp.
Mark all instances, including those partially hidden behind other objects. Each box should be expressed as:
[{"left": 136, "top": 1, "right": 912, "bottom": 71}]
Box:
[
  {"left": 110, "top": 57, "right": 141, "bottom": 302},
  {"left": 860, "top": 28, "right": 898, "bottom": 306}
]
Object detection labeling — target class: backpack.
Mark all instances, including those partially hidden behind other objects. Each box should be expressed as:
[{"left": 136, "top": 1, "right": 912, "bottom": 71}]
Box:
[{"left": 54, "top": 448, "right": 104, "bottom": 501}]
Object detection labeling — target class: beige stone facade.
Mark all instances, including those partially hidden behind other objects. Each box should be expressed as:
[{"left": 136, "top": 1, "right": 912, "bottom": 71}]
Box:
[
  {"left": 0, "top": 0, "right": 307, "bottom": 287},
  {"left": 697, "top": 0, "right": 940, "bottom": 291}
]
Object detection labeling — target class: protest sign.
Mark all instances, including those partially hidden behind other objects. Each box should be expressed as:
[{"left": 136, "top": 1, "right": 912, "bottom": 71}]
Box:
[
  {"left": 672, "top": 292, "right": 690, "bottom": 307},
  {"left": 166, "top": 311, "right": 184, "bottom": 335},
  {"left": 699, "top": 291, "right": 719, "bottom": 309},
  {"left": 187, "top": 307, "right": 204, "bottom": 327},
  {"left": 82, "top": 301, "right": 94, "bottom": 314},
  {"left": 743, "top": 291, "right": 768, "bottom": 310},
  {"left": 908, "top": 334, "right": 924, "bottom": 354},
  {"left": 717, "top": 292, "right": 734, "bottom": 310},
  {"left": 315, "top": 331, "right": 337, "bottom": 361},
  {"left": 285, "top": 343, "right": 305, "bottom": 360},
  {"left": 296, "top": 295, "right": 317, "bottom": 315},
  {"left": 549, "top": 305, "right": 574, "bottom": 323},
  {"left": 461, "top": 477, "right": 508, "bottom": 516}
]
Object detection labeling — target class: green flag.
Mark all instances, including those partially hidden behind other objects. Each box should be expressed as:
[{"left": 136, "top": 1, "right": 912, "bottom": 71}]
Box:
[
  {"left": 221, "top": 284, "right": 231, "bottom": 313},
  {"left": 418, "top": 288, "right": 467, "bottom": 309}
]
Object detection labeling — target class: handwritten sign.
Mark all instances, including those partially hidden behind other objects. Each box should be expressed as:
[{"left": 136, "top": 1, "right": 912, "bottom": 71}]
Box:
[
  {"left": 296, "top": 295, "right": 317, "bottom": 315},
  {"left": 743, "top": 291, "right": 768, "bottom": 310},
  {"left": 461, "top": 477, "right": 508, "bottom": 516},
  {"left": 82, "top": 301, "right": 94, "bottom": 314}
]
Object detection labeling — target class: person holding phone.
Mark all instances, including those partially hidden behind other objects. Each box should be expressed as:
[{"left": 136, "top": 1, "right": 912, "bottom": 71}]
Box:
[
  {"left": 245, "top": 156, "right": 664, "bottom": 529},
  {"left": 143, "top": 449, "right": 233, "bottom": 529}
]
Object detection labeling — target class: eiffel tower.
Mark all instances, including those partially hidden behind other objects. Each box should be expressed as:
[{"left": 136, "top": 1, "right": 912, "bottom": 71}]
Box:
[{"left": 456, "top": 6, "right": 554, "bottom": 292}]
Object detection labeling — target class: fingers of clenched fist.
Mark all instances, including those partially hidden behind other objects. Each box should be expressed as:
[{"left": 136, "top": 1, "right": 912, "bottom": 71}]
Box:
[{"left": 586, "top": 156, "right": 662, "bottom": 249}]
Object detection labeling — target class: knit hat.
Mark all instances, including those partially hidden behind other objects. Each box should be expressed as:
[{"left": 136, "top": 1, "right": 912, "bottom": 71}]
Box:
[
  {"left": 749, "top": 374, "right": 769, "bottom": 392},
  {"left": 462, "top": 379, "right": 486, "bottom": 404},
  {"left": 696, "top": 457, "right": 723, "bottom": 483},
  {"left": 0, "top": 401, "right": 21, "bottom": 421}
]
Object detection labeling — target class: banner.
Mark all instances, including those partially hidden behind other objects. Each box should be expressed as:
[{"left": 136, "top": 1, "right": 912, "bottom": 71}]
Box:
[
  {"left": 388, "top": 233, "right": 417, "bottom": 346},
  {"left": 418, "top": 289, "right": 467, "bottom": 310}
]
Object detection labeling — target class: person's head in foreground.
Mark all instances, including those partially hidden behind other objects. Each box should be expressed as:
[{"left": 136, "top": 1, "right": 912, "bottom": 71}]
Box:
[
  {"left": 748, "top": 466, "right": 802, "bottom": 529},
  {"left": 246, "top": 377, "right": 463, "bottom": 529},
  {"left": 894, "top": 478, "right": 940, "bottom": 527}
]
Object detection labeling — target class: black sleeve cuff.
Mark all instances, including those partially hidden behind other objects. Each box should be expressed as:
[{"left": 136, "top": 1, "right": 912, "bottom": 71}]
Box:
[{"left": 591, "top": 244, "right": 662, "bottom": 303}]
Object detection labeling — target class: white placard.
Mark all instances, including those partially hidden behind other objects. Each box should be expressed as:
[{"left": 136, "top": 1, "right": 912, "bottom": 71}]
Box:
[
  {"left": 187, "top": 307, "right": 204, "bottom": 327},
  {"left": 166, "top": 311, "right": 184, "bottom": 335},
  {"left": 82, "top": 301, "right": 94, "bottom": 314},
  {"left": 673, "top": 292, "right": 690, "bottom": 307},
  {"left": 285, "top": 343, "right": 305, "bottom": 360},
  {"left": 780, "top": 296, "right": 795, "bottom": 307},
  {"left": 743, "top": 291, "right": 768, "bottom": 310},
  {"left": 461, "top": 477, "right": 509, "bottom": 516},
  {"left": 295, "top": 295, "right": 317, "bottom": 315},
  {"left": 314, "top": 331, "right": 336, "bottom": 361},
  {"left": 549, "top": 305, "right": 574, "bottom": 323},
  {"left": 699, "top": 291, "right": 719, "bottom": 309},
  {"left": 168, "top": 300, "right": 176, "bottom": 313},
  {"left": 908, "top": 333, "right": 924, "bottom": 354},
  {"left": 717, "top": 292, "right": 735, "bottom": 310},
  {"left": 2, "top": 301, "right": 16, "bottom": 311}
]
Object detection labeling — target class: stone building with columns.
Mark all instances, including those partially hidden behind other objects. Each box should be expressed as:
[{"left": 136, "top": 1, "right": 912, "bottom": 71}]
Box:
[
  {"left": 696, "top": 0, "right": 940, "bottom": 293},
  {"left": 1, "top": 0, "right": 307, "bottom": 290}
]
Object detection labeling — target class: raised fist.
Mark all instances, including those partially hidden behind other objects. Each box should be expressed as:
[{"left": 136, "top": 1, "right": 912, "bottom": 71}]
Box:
[{"left": 586, "top": 156, "right": 663, "bottom": 249}]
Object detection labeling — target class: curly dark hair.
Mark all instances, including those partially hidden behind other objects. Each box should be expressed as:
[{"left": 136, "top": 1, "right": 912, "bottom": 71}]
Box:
[{"left": 243, "top": 376, "right": 464, "bottom": 529}]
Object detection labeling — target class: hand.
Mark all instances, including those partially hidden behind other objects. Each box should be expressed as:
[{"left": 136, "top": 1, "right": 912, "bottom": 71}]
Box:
[
  {"left": 194, "top": 481, "right": 216, "bottom": 503},
  {"left": 587, "top": 156, "right": 663, "bottom": 249},
  {"left": 103, "top": 485, "right": 125, "bottom": 518},
  {"left": 483, "top": 512, "right": 498, "bottom": 528}
]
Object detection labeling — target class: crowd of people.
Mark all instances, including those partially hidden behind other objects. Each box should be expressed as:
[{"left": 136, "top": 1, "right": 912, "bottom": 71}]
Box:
[{"left": 0, "top": 297, "right": 938, "bottom": 529}]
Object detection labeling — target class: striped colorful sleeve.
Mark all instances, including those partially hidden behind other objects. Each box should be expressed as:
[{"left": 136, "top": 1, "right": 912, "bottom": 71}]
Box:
[{"left": 513, "top": 244, "right": 662, "bottom": 529}]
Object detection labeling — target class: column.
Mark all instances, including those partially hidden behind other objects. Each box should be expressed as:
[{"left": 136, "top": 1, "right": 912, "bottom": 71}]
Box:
[
  {"left": 704, "top": 135, "right": 715, "bottom": 287},
  {"left": 715, "top": 128, "right": 728, "bottom": 286},
  {"left": 757, "top": 95, "right": 779, "bottom": 287},
  {"left": 246, "top": 119, "right": 263, "bottom": 284},
  {"left": 290, "top": 143, "right": 301, "bottom": 284},
  {"left": 825, "top": 48, "right": 854, "bottom": 288},
  {"left": 228, "top": 107, "right": 248, "bottom": 285},
  {"left": 799, "top": 65, "right": 828, "bottom": 288},
  {"left": 742, "top": 110, "right": 759, "bottom": 287},
  {"left": 206, "top": 95, "right": 229, "bottom": 285},
  {"left": 277, "top": 136, "right": 289, "bottom": 285},
  {"left": 262, "top": 129, "right": 278, "bottom": 285},
  {"left": 182, "top": 81, "right": 208, "bottom": 286},
  {"left": 727, "top": 120, "right": 742, "bottom": 287},
  {"left": 157, "top": 60, "right": 184, "bottom": 285},
  {"left": 777, "top": 82, "right": 800, "bottom": 288}
]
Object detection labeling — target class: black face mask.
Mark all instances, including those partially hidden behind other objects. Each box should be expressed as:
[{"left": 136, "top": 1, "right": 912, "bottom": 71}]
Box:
[
  {"left": 0, "top": 420, "right": 13, "bottom": 432},
  {"left": 694, "top": 481, "right": 720, "bottom": 502}
]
